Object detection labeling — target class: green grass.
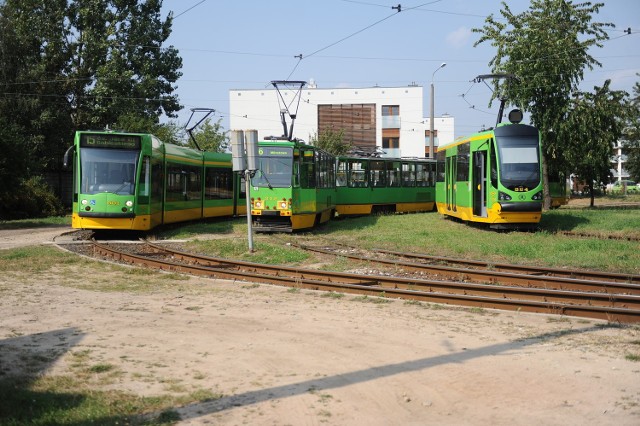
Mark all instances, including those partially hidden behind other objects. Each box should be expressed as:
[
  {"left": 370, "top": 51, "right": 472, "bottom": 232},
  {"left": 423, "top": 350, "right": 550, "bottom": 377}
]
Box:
[
  {"left": 0, "top": 216, "right": 70, "bottom": 230},
  {"left": 0, "top": 374, "right": 219, "bottom": 425}
]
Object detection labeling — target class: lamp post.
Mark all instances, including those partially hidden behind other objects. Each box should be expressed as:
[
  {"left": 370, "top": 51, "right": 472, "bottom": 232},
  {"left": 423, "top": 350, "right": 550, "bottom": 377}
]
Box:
[{"left": 429, "top": 62, "right": 446, "bottom": 158}]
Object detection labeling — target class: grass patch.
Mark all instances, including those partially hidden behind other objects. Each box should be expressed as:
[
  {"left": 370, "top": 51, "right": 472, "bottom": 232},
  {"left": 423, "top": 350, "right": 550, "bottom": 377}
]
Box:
[
  {"left": 185, "top": 238, "right": 309, "bottom": 265},
  {"left": 625, "top": 354, "right": 640, "bottom": 362},
  {"left": 0, "top": 373, "right": 220, "bottom": 426},
  {"left": 0, "top": 216, "right": 70, "bottom": 230}
]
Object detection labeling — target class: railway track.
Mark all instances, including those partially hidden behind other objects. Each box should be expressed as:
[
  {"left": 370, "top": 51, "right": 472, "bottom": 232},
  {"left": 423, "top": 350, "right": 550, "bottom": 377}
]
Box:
[
  {"left": 289, "top": 243, "right": 640, "bottom": 293},
  {"left": 65, "top": 239, "right": 640, "bottom": 324}
]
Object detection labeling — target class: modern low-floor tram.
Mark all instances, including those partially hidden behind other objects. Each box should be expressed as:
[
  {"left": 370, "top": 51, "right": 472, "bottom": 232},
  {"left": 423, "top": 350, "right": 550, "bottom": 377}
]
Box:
[{"left": 435, "top": 121, "right": 544, "bottom": 229}]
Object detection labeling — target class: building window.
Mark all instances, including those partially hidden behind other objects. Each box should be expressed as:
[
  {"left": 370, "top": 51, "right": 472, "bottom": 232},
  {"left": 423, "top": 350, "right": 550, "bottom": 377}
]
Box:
[
  {"left": 382, "top": 105, "right": 399, "bottom": 116},
  {"left": 382, "top": 137, "right": 399, "bottom": 149}
]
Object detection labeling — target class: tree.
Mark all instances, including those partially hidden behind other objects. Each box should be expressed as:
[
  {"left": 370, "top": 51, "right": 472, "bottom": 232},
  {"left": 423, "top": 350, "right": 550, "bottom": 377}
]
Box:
[
  {"left": 309, "top": 128, "right": 351, "bottom": 156},
  {"left": 560, "top": 80, "right": 627, "bottom": 206},
  {"left": 624, "top": 77, "right": 640, "bottom": 182},
  {"left": 473, "top": 0, "right": 612, "bottom": 208},
  {"left": 187, "top": 118, "right": 229, "bottom": 152},
  {"left": 0, "top": 0, "right": 182, "bottom": 218}
]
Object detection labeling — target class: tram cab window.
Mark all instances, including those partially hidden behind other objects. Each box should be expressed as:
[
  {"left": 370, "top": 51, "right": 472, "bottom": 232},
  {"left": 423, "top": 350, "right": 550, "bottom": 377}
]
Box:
[{"left": 80, "top": 148, "right": 138, "bottom": 195}]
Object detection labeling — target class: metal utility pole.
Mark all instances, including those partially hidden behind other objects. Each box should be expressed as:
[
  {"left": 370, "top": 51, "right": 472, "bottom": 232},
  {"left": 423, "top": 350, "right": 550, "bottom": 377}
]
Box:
[{"left": 429, "top": 62, "right": 446, "bottom": 158}]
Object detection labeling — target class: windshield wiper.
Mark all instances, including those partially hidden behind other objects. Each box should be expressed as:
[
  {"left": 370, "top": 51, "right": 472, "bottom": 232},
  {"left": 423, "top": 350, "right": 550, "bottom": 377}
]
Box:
[{"left": 255, "top": 170, "right": 273, "bottom": 189}]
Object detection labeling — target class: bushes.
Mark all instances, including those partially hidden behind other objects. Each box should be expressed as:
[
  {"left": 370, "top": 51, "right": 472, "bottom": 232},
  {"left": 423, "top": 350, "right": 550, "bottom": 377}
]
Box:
[{"left": 0, "top": 176, "right": 65, "bottom": 220}]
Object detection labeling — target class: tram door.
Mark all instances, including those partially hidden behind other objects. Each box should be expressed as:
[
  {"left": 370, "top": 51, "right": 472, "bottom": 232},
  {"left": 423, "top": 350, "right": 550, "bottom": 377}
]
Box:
[
  {"left": 446, "top": 155, "right": 457, "bottom": 212},
  {"left": 473, "top": 151, "right": 487, "bottom": 217}
]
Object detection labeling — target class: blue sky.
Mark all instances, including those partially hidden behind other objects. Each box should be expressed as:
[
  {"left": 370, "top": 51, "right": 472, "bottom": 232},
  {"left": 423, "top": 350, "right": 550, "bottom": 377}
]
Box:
[{"left": 160, "top": 0, "right": 640, "bottom": 138}]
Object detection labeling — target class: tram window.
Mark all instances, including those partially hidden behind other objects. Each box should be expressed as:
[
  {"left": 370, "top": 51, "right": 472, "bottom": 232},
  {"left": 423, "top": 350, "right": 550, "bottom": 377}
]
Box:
[
  {"left": 138, "top": 157, "right": 150, "bottom": 203},
  {"left": 388, "top": 161, "right": 401, "bottom": 187},
  {"left": 292, "top": 161, "right": 300, "bottom": 187},
  {"left": 490, "top": 142, "right": 498, "bottom": 188},
  {"left": 456, "top": 156, "right": 469, "bottom": 181},
  {"left": 300, "top": 151, "right": 316, "bottom": 188},
  {"left": 402, "top": 162, "right": 416, "bottom": 186},
  {"left": 348, "top": 160, "right": 368, "bottom": 188},
  {"left": 436, "top": 151, "right": 446, "bottom": 182},
  {"left": 456, "top": 143, "right": 470, "bottom": 182},
  {"left": 337, "top": 160, "right": 348, "bottom": 187},
  {"left": 151, "top": 161, "right": 162, "bottom": 200},
  {"left": 416, "top": 163, "right": 428, "bottom": 187},
  {"left": 371, "top": 161, "right": 386, "bottom": 187},
  {"left": 205, "top": 167, "right": 233, "bottom": 199},
  {"left": 166, "top": 164, "right": 200, "bottom": 201}
]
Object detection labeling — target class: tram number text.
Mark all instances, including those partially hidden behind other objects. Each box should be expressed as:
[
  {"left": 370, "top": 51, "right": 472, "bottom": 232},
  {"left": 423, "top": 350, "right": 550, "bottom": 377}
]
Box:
[{"left": 107, "top": 201, "right": 120, "bottom": 206}]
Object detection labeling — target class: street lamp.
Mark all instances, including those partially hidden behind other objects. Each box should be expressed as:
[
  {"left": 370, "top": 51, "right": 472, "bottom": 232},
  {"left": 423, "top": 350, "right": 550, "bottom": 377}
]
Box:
[{"left": 429, "top": 62, "right": 446, "bottom": 158}]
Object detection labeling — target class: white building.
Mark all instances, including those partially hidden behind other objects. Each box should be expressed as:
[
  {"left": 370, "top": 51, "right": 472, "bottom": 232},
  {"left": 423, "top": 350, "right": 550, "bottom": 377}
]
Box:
[
  {"left": 229, "top": 83, "right": 454, "bottom": 158},
  {"left": 611, "top": 140, "right": 631, "bottom": 182}
]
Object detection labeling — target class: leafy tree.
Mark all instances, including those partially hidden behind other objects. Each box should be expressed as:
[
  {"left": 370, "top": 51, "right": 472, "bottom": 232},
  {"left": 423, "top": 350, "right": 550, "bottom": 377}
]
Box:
[
  {"left": 0, "top": 0, "right": 182, "bottom": 218},
  {"left": 309, "top": 128, "right": 351, "bottom": 156},
  {"left": 473, "top": 0, "right": 612, "bottom": 208},
  {"left": 624, "top": 77, "right": 640, "bottom": 182},
  {"left": 187, "top": 118, "right": 229, "bottom": 152},
  {"left": 560, "top": 80, "right": 627, "bottom": 206}
]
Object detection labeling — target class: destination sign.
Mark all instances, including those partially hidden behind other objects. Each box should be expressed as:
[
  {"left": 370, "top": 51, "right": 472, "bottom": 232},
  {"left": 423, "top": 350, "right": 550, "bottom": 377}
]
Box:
[
  {"left": 259, "top": 147, "right": 292, "bottom": 157},
  {"left": 80, "top": 133, "right": 141, "bottom": 149}
]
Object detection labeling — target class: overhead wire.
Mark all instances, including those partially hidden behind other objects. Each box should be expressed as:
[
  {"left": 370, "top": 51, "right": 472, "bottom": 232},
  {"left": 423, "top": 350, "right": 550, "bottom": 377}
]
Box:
[
  {"left": 286, "top": 1, "right": 444, "bottom": 79},
  {"left": 173, "top": 0, "right": 209, "bottom": 20}
]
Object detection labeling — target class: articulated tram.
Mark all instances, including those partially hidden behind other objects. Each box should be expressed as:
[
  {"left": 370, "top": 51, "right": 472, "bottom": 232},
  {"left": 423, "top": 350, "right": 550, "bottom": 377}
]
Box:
[
  {"left": 64, "top": 130, "right": 245, "bottom": 231},
  {"left": 335, "top": 155, "right": 436, "bottom": 216},
  {"left": 249, "top": 138, "right": 336, "bottom": 232}
]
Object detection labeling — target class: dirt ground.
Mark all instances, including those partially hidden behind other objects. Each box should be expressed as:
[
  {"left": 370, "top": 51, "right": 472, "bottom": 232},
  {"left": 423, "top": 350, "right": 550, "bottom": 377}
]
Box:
[{"left": 1, "top": 226, "right": 640, "bottom": 425}]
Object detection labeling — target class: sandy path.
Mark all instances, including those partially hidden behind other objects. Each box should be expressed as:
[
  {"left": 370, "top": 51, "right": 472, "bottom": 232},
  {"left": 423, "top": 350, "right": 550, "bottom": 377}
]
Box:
[{"left": 0, "top": 227, "right": 639, "bottom": 425}]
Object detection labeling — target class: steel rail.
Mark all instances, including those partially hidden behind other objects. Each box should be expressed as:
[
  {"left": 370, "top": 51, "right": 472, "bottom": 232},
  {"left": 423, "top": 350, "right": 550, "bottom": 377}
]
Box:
[
  {"left": 291, "top": 243, "right": 640, "bottom": 295},
  {"left": 371, "top": 247, "right": 640, "bottom": 284},
  {"left": 86, "top": 240, "right": 640, "bottom": 323}
]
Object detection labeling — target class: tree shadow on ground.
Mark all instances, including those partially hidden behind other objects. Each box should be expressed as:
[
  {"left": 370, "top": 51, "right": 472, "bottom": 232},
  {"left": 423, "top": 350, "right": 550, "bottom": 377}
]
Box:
[{"left": 166, "top": 323, "right": 623, "bottom": 423}]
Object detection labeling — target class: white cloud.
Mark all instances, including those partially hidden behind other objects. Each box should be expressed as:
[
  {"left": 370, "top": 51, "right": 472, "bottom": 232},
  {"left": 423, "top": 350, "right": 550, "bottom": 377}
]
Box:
[{"left": 446, "top": 26, "right": 472, "bottom": 49}]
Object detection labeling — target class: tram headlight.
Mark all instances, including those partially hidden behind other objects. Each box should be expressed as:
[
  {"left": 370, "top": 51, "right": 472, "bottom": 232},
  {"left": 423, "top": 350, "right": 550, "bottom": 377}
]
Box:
[
  {"left": 254, "top": 199, "right": 262, "bottom": 209},
  {"left": 81, "top": 199, "right": 88, "bottom": 205},
  {"left": 531, "top": 191, "right": 543, "bottom": 200},
  {"left": 278, "top": 199, "right": 287, "bottom": 209},
  {"left": 125, "top": 200, "right": 133, "bottom": 207},
  {"left": 498, "top": 191, "right": 512, "bottom": 201}
]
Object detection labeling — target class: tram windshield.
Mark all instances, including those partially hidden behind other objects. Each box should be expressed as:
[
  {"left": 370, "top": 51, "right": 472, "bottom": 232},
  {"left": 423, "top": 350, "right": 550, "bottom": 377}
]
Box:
[
  {"left": 80, "top": 148, "right": 139, "bottom": 195},
  {"left": 251, "top": 147, "right": 293, "bottom": 188},
  {"left": 496, "top": 134, "right": 540, "bottom": 190}
]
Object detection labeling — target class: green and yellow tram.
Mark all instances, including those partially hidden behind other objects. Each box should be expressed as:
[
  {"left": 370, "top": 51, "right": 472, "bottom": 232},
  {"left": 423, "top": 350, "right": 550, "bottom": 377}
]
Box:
[
  {"left": 435, "top": 113, "right": 543, "bottom": 229},
  {"left": 249, "top": 138, "right": 336, "bottom": 232},
  {"left": 64, "top": 130, "right": 245, "bottom": 231},
  {"left": 335, "top": 155, "right": 436, "bottom": 215}
]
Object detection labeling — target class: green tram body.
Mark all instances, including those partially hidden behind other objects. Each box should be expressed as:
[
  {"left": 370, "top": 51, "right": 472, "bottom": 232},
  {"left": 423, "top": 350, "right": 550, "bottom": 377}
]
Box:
[
  {"left": 435, "top": 123, "right": 543, "bottom": 229},
  {"left": 67, "top": 130, "right": 245, "bottom": 231},
  {"left": 250, "top": 138, "right": 336, "bottom": 232},
  {"left": 335, "top": 156, "right": 436, "bottom": 215}
]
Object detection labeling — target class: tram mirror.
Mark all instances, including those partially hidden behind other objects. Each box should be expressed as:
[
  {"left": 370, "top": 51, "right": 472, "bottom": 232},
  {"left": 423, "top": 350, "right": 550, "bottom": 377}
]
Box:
[
  {"left": 63, "top": 145, "right": 74, "bottom": 169},
  {"left": 508, "top": 109, "right": 523, "bottom": 124}
]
